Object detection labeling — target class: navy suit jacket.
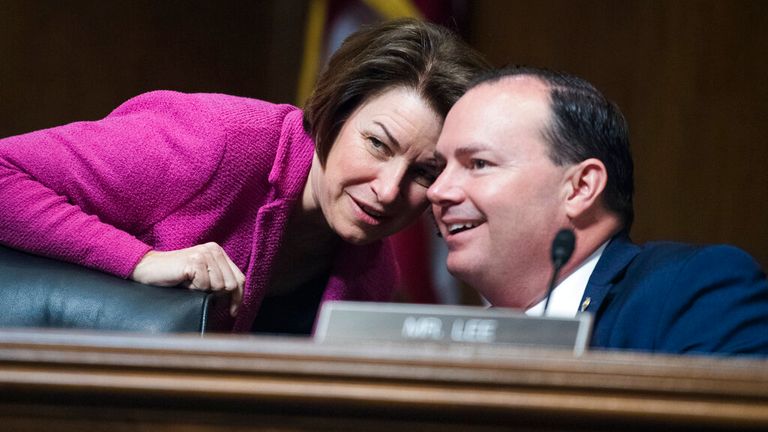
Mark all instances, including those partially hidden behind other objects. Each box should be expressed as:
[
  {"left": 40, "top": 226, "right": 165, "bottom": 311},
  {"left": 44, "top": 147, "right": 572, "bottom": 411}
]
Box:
[{"left": 582, "top": 234, "right": 768, "bottom": 356}]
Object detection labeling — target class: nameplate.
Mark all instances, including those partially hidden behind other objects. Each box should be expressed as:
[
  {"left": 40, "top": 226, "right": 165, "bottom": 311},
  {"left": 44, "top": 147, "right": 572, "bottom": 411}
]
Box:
[{"left": 314, "top": 301, "right": 593, "bottom": 355}]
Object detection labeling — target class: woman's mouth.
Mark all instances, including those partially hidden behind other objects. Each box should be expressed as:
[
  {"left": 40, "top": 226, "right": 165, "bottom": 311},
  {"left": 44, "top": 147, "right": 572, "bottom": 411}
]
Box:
[{"left": 349, "top": 195, "right": 386, "bottom": 225}]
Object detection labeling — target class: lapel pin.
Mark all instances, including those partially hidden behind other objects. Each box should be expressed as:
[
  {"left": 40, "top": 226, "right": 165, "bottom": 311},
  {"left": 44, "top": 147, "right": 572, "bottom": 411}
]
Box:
[{"left": 580, "top": 297, "right": 591, "bottom": 312}]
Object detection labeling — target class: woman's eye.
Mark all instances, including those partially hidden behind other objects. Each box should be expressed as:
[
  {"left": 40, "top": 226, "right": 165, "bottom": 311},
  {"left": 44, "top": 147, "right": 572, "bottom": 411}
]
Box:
[
  {"left": 412, "top": 166, "right": 438, "bottom": 187},
  {"left": 368, "top": 137, "right": 385, "bottom": 149},
  {"left": 366, "top": 136, "right": 395, "bottom": 159}
]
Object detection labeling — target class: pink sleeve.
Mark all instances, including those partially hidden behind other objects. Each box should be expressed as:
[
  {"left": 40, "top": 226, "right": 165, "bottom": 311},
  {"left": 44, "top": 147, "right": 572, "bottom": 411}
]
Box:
[{"left": 0, "top": 91, "right": 228, "bottom": 277}]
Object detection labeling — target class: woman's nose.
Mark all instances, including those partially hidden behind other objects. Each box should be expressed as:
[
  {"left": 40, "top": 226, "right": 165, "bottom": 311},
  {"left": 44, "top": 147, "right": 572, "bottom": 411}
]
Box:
[{"left": 372, "top": 162, "right": 407, "bottom": 204}]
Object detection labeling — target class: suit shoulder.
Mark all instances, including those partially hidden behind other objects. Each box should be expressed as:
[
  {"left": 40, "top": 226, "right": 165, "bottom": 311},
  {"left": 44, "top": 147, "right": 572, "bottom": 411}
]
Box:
[
  {"left": 601, "top": 240, "right": 768, "bottom": 355},
  {"left": 637, "top": 241, "right": 763, "bottom": 274}
]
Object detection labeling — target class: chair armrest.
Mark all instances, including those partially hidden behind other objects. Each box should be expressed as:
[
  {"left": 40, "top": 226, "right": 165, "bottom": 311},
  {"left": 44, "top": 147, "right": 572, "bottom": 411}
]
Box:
[{"left": 0, "top": 245, "right": 216, "bottom": 334}]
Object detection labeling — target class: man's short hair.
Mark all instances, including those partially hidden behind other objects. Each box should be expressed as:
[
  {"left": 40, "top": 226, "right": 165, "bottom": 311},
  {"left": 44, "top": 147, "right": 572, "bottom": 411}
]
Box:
[{"left": 470, "top": 66, "right": 635, "bottom": 229}]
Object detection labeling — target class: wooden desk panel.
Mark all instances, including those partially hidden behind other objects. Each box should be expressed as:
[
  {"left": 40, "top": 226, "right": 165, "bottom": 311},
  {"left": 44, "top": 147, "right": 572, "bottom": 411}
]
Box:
[{"left": 0, "top": 330, "right": 766, "bottom": 431}]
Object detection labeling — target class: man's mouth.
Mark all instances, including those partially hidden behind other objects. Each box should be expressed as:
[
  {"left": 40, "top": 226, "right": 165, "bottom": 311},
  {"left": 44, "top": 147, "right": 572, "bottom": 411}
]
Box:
[{"left": 447, "top": 222, "right": 480, "bottom": 235}]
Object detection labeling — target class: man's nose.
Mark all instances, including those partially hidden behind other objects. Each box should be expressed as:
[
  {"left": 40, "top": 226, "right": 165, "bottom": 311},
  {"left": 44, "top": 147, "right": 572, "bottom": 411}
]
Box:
[{"left": 427, "top": 165, "right": 464, "bottom": 205}]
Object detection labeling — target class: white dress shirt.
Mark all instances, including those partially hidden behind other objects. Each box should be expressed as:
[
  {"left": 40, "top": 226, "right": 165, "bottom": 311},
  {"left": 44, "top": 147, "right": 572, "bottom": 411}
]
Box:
[{"left": 525, "top": 242, "right": 608, "bottom": 318}]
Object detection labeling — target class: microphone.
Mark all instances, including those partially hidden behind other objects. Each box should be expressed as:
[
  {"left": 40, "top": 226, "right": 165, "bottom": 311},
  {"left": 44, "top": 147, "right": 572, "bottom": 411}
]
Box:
[{"left": 542, "top": 228, "right": 576, "bottom": 315}]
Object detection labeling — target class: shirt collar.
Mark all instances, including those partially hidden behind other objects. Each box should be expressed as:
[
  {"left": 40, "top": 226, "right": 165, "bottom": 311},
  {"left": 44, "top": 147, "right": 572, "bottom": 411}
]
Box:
[{"left": 525, "top": 241, "right": 608, "bottom": 318}]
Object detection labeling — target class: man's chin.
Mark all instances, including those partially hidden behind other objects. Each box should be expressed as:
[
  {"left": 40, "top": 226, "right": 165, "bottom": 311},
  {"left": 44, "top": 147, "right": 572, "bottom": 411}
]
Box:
[{"left": 446, "top": 256, "right": 479, "bottom": 284}]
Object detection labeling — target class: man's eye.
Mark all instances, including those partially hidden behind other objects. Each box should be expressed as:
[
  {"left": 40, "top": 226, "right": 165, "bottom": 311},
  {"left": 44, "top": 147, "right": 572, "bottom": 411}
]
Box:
[{"left": 471, "top": 159, "right": 488, "bottom": 169}]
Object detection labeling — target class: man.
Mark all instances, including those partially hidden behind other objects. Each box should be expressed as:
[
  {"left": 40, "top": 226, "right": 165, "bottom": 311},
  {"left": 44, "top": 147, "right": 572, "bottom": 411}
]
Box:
[{"left": 427, "top": 66, "right": 768, "bottom": 355}]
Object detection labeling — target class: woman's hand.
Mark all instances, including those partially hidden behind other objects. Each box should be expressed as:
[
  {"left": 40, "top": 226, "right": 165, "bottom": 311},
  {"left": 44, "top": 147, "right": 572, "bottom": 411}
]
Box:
[{"left": 131, "top": 243, "right": 245, "bottom": 317}]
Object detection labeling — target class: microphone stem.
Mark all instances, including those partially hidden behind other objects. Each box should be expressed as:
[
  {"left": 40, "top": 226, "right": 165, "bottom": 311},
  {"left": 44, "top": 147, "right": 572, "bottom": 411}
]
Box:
[{"left": 542, "top": 262, "right": 563, "bottom": 316}]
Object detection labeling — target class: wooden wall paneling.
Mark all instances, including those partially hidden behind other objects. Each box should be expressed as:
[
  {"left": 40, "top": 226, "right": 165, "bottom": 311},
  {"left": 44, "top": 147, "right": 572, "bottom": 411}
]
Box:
[{"left": 0, "top": 0, "right": 307, "bottom": 138}]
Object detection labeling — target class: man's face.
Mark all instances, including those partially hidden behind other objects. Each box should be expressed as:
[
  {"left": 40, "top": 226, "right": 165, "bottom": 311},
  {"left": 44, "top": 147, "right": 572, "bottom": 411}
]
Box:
[{"left": 427, "top": 77, "right": 570, "bottom": 308}]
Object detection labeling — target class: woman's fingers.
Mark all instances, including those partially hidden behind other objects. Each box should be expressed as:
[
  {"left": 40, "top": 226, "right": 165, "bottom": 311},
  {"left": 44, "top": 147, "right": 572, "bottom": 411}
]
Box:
[
  {"left": 223, "top": 253, "right": 245, "bottom": 317},
  {"left": 185, "top": 246, "right": 213, "bottom": 290},
  {"left": 131, "top": 243, "right": 246, "bottom": 317},
  {"left": 186, "top": 242, "right": 234, "bottom": 291},
  {"left": 211, "top": 245, "right": 240, "bottom": 292},
  {"left": 229, "top": 280, "right": 243, "bottom": 317},
  {"left": 185, "top": 243, "right": 245, "bottom": 317}
]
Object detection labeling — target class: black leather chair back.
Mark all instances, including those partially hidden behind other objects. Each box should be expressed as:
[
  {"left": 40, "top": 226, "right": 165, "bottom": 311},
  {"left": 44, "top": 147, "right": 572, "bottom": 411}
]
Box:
[{"left": 0, "top": 246, "right": 215, "bottom": 333}]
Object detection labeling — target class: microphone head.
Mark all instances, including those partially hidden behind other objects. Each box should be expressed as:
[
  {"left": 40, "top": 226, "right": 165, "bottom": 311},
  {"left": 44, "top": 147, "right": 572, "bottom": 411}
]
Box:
[{"left": 551, "top": 228, "right": 576, "bottom": 268}]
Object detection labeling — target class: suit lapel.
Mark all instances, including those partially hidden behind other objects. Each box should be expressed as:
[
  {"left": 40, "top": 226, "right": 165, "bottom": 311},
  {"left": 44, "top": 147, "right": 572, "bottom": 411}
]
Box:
[{"left": 581, "top": 233, "right": 640, "bottom": 315}]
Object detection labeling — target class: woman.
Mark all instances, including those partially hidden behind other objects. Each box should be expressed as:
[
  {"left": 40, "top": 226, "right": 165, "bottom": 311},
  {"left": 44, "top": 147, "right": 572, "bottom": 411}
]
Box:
[{"left": 0, "top": 19, "right": 490, "bottom": 333}]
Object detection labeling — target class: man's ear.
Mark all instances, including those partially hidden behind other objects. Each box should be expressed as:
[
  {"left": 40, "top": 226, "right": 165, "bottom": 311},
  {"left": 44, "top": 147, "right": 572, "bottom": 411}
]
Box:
[{"left": 563, "top": 158, "right": 608, "bottom": 219}]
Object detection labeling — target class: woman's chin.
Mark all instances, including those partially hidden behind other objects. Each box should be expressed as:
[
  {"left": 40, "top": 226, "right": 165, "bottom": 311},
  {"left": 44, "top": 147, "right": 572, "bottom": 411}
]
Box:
[{"left": 335, "top": 226, "right": 384, "bottom": 245}]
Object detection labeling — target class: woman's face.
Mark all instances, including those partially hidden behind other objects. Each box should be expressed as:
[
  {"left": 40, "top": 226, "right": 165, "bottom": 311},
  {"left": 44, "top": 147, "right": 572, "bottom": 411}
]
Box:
[{"left": 307, "top": 86, "right": 442, "bottom": 244}]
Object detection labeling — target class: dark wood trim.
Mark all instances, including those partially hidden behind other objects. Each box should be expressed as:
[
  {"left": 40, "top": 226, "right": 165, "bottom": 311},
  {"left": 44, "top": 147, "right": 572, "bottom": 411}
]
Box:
[{"left": 0, "top": 329, "right": 766, "bottom": 430}]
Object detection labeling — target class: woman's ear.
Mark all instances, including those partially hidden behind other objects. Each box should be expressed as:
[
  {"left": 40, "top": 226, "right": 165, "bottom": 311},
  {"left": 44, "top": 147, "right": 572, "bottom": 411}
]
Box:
[{"left": 563, "top": 158, "right": 608, "bottom": 219}]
